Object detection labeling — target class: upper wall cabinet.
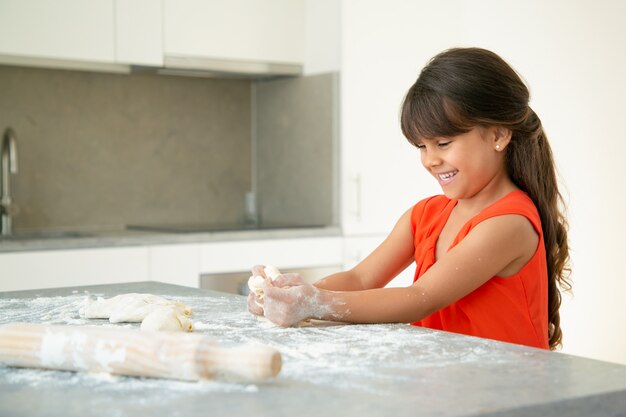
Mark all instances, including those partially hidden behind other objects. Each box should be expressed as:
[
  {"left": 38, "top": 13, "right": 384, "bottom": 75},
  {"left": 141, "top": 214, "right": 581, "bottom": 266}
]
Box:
[
  {"left": 0, "top": 0, "right": 305, "bottom": 75},
  {"left": 163, "top": 0, "right": 305, "bottom": 71},
  {"left": 115, "top": 0, "right": 163, "bottom": 66},
  {"left": 0, "top": 0, "right": 118, "bottom": 69}
]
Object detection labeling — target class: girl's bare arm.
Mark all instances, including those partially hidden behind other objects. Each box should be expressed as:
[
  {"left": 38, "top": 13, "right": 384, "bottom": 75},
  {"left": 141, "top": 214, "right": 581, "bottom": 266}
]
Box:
[
  {"left": 313, "top": 208, "right": 416, "bottom": 291},
  {"left": 262, "top": 214, "right": 538, "bottom": 326}
]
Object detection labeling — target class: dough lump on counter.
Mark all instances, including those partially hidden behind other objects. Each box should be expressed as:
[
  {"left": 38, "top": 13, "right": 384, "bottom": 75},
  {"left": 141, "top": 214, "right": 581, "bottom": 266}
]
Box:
[
  {"left": 140, "top": 306, "right": 193, "bottom": 332},
  {"left": 79, "top": 293, "right": 193, "bottom": 332}
]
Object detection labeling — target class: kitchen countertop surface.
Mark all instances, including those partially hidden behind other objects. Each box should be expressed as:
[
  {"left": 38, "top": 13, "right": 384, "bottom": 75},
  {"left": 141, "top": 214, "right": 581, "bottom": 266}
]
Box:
[
  {"left": 1, "top": 282, "right": 625, "bottom": 417},
  {"left": 0, "top": 226, "right": 341, "bottom": 253}
]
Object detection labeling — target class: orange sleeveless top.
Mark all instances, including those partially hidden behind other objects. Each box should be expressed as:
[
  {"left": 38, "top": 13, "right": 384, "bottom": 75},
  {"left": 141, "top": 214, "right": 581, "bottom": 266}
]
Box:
[{"left": 411, "top": 190, "right": 549, "bottom": 349}]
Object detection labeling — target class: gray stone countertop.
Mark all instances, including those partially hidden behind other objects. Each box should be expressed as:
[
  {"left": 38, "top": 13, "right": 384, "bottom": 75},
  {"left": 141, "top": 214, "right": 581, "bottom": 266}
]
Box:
[
  {"left": 0, "top": 226, "right": 341, "bottom": 253},
  {"left": 1, "top": 282, "right": 625, "bottom": 417}
]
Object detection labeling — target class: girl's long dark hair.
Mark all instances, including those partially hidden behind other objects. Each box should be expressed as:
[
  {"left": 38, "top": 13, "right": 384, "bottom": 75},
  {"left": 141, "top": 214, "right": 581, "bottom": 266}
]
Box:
[{"left": 400, "top": 47, "right": 571, "bottom": 350}]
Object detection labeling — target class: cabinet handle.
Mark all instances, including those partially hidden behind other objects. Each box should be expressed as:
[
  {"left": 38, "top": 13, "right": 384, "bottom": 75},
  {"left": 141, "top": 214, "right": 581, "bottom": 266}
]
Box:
[{"left": 351, "top": 174, "right": 362, "bottom": 221}]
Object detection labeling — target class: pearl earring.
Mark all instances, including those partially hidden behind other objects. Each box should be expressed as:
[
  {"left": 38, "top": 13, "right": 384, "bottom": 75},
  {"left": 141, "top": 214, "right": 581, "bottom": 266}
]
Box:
[{"left": 496, "top": 144, "right": 501, "bottom": 151}]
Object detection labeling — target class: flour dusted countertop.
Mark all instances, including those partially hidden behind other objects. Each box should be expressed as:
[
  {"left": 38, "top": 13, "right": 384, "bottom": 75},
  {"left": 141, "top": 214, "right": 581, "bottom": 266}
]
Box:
[{"left": 1, "top": 282, "right": 625, "bottom": 417}]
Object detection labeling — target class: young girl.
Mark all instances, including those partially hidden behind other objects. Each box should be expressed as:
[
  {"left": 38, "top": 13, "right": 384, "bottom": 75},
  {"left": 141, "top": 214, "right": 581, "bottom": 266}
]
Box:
[{"left": 248, "top": 47, "right": 571, "bottom": 350}]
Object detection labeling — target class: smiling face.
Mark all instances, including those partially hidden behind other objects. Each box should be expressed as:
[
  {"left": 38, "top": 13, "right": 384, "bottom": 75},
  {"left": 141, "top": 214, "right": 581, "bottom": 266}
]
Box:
[{"left": 416, "top": 126, "right": 513, "bottom": 201}]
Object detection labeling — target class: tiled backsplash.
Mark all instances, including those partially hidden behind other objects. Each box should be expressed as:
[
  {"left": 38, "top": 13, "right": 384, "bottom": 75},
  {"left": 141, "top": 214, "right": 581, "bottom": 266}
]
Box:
[
  {"left": 0, "top": 65, "right": 251, "bottom": 231},
  {"left": 256, "top": 73, "right": 338, "bottom": 228},
  {"left": 0, "top": 66, "right": 337, "bottom": 233}
]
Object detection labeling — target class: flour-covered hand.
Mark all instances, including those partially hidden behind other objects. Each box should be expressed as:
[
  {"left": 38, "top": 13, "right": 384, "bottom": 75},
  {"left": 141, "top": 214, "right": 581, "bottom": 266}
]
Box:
[
  {"left": 247, "top": 292, "right": 264, "bottom": 316},
  {"left": 268, "top": 272, "right": 306, "bottom": 288},
  {"left": 246, "top": 264, "right": 268, "bottom": 316},
  {"left": 262, "top": 275, "right": 334, "bottom": 327}
]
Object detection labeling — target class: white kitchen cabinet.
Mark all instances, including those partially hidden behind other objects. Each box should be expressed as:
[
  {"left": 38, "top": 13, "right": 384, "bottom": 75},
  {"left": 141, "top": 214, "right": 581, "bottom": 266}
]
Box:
[
  {"left": 198, "top": 236, "right": 343, "bottom": 294},
  {"left": 163, "top": 0, "right": 305, "bottom": 65},
  {"left": 0, "top": 236, "right": 343, "bottom": 292},
  {"left": 342, "top": 235, "right": 383, "bottom": 271},
  {"left": 199, "top": 237, "right": 342, "bottom": 274},
  {"left": 0, "top": 0, "right": 163, "bottom": 70},
  {"left": 148, "top": 244, "right": 201, "bottom": 288},
  {"left": 302, "top": 0, "right": 340, "bottom": 75},
  {"left": 0, "top": 247, "right": 150, "bottom": 292},
  {"left": 339, "top": 1, "right": 462, "bottom": 236},
  {"left": 342, "top": 235, "right": 414, "bottom": 288},
  {"left": 114, "top": 0, "right": 163, "bottom": 66},
  {"left": 1, "top": 0, "right": 308, "bottom": 72},
  {"left": 0, "top": 0, "right": 118, "bottom": 67},
  {"left": 150, "top": 237, "right": 344, "bottom": 290}
]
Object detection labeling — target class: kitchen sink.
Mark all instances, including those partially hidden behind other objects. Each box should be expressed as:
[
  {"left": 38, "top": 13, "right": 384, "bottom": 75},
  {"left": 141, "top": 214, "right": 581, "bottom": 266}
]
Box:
[{"left": 0, "top": 230, "right": 93, "bottom": 241}]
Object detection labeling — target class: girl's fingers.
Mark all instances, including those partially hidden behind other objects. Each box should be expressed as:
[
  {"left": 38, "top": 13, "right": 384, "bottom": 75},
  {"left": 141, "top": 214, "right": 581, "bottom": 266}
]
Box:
[
  {"left": 251, "top": 264, "right": 266, "bottom": 277},
  {"left": 248, "top": 266, "right": 318, "bottom": 326},
  {"left": 247, "top": 292, "right": 264, "bottom": 316},
  {"left": 263, "top": 285, "right": 316, "bottom": 327},
  {"left": 271, "top": 272, "right": 305, "bottom": 288},
  {"left": 264, "top": 281, "right": 311, "bottom": 304},
  {"left": 263, "top": 283, "right": 291, "bottom": 303}
]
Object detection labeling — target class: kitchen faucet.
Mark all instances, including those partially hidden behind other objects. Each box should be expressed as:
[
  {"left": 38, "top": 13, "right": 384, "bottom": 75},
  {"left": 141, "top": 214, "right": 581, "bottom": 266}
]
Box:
[{"left": 1, "top": 127, "right": 18, "bottom": 236}]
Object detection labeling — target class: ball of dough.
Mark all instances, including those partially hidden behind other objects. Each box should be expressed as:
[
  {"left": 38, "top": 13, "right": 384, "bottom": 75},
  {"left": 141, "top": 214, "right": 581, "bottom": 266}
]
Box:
[
  {"left": 140, "top": 307, "right": 193, "bottom": 332},
  {"left": 248, "top": 275, "right": 265, "bottom": 298},
  {"left": 264, "top": 265, "right": 281, "bottom": 281},
  {"left": 247, "top": 265, "right": 282, "bottom": 301}
]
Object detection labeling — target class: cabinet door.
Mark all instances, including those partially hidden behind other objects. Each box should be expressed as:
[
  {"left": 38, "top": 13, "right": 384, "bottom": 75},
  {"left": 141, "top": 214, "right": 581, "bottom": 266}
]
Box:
[
  {"left": 199, "top": 237, "right": 342, "bottom": 274},
  {"left": 163, "top": 0, "right": 305, "bottom": 64},
  {"left": 199, "top": 237, "right": 343, "bottom": 293},
  {"left": 0, "top": 247, "right": 149, "bottom": 292},
  {"left": 0, "top": 0, "right": 115, "bottom": 63},
  {"left": 115, "top": 0, "right": 163, "bottom": 66},
  {"left": 340, "top": 1, "right": 462, "bottom": 235},
  {"left": 148, "top": 244, "right": 200, "bottom": 288},
  {"left": 343, "top": 236, "right": 414, "bottom": 288}
]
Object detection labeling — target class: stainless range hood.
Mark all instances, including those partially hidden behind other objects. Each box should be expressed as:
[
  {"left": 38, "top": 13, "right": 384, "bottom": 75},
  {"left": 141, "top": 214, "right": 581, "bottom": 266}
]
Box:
[{"left": 145, "top": 55, "right": 303, "bottom": 79}]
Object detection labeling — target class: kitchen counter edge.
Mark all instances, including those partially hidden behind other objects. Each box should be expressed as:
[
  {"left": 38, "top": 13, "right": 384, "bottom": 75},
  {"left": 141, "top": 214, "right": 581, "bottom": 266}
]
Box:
[{"left": 0, "top": 226, "right": 343, "bottom": 253}]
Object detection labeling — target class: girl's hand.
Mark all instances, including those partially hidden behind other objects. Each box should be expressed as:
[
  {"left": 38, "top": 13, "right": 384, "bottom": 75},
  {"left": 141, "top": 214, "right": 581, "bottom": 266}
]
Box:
[
  {"left": 247, "top": 265, "right": 268, "bottom": 316},
  {"left": 247, "top": 292, "right": 265, "bottom": 316},
  {"left": 262, "top": 273, "right": 332, "bottom": 327},
  {"left": 251, "top": 264, "right": 266, "bottom": 279}
]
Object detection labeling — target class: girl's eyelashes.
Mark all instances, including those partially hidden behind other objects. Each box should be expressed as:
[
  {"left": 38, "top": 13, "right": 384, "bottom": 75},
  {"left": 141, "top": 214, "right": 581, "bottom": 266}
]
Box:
[{"left": 415, "top": 139, "right": 451, "bottom": 149}]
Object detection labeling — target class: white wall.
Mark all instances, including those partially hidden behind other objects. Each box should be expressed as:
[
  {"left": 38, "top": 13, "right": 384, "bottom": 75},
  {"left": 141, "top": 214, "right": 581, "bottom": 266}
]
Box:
[
  {"left": 339, "top": 0, "right": 626, "bottom": 364},
  {"left": 458, "top": 0, "right": 626, "bottom": 365}
]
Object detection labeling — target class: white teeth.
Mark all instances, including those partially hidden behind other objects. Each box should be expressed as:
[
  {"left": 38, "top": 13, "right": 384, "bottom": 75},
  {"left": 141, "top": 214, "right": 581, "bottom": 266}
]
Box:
[{"left": 438, "top": 171, "right": 458, "bottom": 180}]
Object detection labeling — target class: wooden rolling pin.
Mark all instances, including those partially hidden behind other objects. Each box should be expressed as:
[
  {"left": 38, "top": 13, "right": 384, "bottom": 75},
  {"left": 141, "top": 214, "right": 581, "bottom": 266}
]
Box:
[{"left": 0, "top": 323, "right": 281, "bottom": 381}]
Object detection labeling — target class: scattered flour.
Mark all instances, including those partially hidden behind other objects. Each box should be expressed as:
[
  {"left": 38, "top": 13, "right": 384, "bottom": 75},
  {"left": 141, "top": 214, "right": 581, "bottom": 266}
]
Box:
[
  {"left": 39, "top": 331, "right": 68, "bottom": 367},
  {"left": 93, "top": 340, "right": 126, "bottom": 370},
  {"left": 0, "top": 290, "right": 513, "bottom": 397}
]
